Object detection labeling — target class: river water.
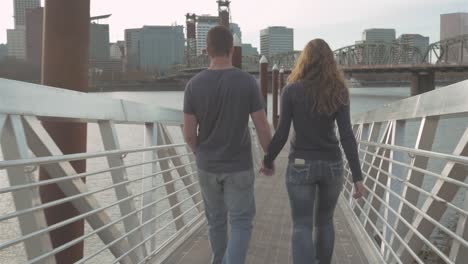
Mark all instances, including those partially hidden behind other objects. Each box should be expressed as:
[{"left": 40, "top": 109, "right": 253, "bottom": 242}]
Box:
[{"left": 0, "top": 86, "right": 466, "bottom": 263}]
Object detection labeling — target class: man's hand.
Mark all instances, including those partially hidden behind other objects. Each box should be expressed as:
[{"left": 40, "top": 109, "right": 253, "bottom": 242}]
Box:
[
  {"left": 260, "top": 163, "right": 275, "bottom": 176},
  {"left": 353, "top": 181, "right": 365, "bottom": 199}
]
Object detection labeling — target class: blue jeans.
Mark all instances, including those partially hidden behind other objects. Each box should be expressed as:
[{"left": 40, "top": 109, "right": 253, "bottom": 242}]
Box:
[
  {"left": 286, "top": 159, "right": 344, "bottom": 264},
  {"left": 197, "top": 169, "right": 256, "bottom": 264}
]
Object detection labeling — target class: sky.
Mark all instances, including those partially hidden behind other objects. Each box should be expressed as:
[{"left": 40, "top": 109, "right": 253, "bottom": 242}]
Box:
[{"left": 0, "top": 0, "right": 467, "bottom": 50}]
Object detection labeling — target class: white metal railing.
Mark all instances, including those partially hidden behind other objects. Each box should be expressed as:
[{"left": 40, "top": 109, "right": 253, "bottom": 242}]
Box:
[
  {"left": 0, "top": 78, "right": 204, "bottom": 264},
  {"left": 341, "top": 79, "right": 468, "bottom": 264}
]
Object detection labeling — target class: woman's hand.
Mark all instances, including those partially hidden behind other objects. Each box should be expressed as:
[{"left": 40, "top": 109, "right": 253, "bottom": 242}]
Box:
[
  {"left": 353, "top": 181, "right": 365, "bottom": 199},
  {"left": 260, "top": 163, "right": 275, "bottom": 176}
]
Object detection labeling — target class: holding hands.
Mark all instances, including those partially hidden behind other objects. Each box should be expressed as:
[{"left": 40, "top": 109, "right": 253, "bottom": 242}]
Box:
[{"left": 353, "top": 181, "right": 365, "bottom": 199}]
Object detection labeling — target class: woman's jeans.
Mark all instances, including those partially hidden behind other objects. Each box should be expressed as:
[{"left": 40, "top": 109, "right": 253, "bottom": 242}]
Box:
[{"left": 286, "top": 159, "right": 344, "bottom": 264}]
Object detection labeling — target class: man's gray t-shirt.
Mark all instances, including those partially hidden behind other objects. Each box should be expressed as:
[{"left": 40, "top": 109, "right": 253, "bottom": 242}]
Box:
[{"left": 183, "top": 68, "right": 264, "bottom": 173}]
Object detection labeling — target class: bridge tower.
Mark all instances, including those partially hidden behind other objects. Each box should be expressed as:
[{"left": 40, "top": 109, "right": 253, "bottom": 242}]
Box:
[
  {"left": 185, "top": 13, "right": 197, "bottom": 67},
  {"left": 217, "top": 0, "right": 231, "bottom": 28}
]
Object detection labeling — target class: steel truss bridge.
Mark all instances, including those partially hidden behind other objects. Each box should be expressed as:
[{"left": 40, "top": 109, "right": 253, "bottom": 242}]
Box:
[{"left": 177, "top": 34, "right": 468, "bottom": 72}]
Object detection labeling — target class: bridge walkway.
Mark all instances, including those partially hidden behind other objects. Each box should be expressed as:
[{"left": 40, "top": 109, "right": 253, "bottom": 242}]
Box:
[{"left": 162, "top": 145, "right": 372, "bottom": 264}]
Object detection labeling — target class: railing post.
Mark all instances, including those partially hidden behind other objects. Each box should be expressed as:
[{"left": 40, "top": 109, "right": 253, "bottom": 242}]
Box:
[
  {"left": 0, "top": 115, "right": 56, "bottom": 263},
  {"left": 260, "top": 56, "right": 269, "bottom": 113},
  {"left": 382, "top": 120, "right": 407, "bottom": 262},
  {"left": 272, "top": 64, "right": 279, "bottom": 128},
  {"left": 40, "top": 1, "right": 90, "bottom": 261},
  {"left": 142, "top": 122, "right": 159, "bottom": 252}
]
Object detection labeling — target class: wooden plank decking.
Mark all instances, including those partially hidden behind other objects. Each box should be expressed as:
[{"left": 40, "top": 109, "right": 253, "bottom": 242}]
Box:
[{"left": 162, "top": 147, "right": 373, "bottom": 264}]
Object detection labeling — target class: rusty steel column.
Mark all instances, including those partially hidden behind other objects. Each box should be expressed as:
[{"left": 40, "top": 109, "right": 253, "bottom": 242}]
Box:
[
  {"left": 272, "top": 64, "right": 279, "bottom": 129},
  {"left": 41, "top": 0, "right": 90, "bottom": 262},
  {"left": 232, "top": 34, "right": 242, "bottom": 69},
  {"left": 259, "top": 56, "right": 269, "bottom": 113}
]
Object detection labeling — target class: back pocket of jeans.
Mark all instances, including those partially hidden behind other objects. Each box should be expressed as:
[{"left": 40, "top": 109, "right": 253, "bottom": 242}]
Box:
[{"left": 286, "top": 164, "right": 311, "bottom": 184}]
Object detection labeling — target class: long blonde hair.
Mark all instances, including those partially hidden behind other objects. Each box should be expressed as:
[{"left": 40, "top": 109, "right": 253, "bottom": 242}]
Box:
[{"left": 288, "top": 39, "right": 349, "bottom": 115}]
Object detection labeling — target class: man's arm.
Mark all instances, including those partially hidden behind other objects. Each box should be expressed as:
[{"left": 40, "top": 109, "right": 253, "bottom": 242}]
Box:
[
  {"left": 250, "top": 110, "right": 272, "bottom": 153},
  {"left": 183, "top": 113, "right": 198, "bottom": 153}
]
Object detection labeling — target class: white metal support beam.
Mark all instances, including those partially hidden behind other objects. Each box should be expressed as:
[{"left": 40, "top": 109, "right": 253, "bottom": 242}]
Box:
[
  {"left": 0, "top": 115, "right": 56, "bottom": 264},
  {"left": 22, "top": 116, "right": 135, "bottom": 264},
  {"left": 99, "top": 120, "right": 147, "bottom": 261}
]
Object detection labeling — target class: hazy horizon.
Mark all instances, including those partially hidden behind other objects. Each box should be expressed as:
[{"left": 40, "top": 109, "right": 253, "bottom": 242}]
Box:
[{"left": 0, "top": 0, "right": 467, "bottom": 50}]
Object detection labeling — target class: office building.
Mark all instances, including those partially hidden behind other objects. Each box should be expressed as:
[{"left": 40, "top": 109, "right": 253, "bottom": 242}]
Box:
[
  {"left": 397, "top": 34, "right": 429, "bottom": 52},
  {"left": 260, "top": 26, "right": 294, "bottom": 57},
  {"left": 6, "top": 0, "right": 41, "bottom": 60},
  {"left": 354, "top": 28, "right": 396, "bottom": 65},
  {"left": 7, "top": 29, "right": 26, "bottom": 60},
  {"left": 362, "top": 28, "right": 396, "bottom": 43},
  {"left": 89, "top": 23, "right": 111, "bottom": 61},
  {"left": 242, "top": 43, "right": 259, "bottom": 56},
  {"left": 138, "top": 26, "right": 185, "bottom": 73},
  {"left": 196, "top": 15, "right": 219, "bottom": 55},
  {"left": 125, "top": 28, "right": 141, "bottom": 71},
  {"left": 14, "top": 0, "right": 40, "bottom": 27},
  {"left": 397, "top": 34, "right": 430, "bottom": 64},
  {"left": 0, "top": 44, "right": 7, "bottom": 61},
  {"left": 441, "top": 13, "right": 468, "bottom": 63},
  {"left": 230, "top": 23, "right": 242, "bottom": 43},
  {"left": 441, "top": 13, "right": 468, "bottom": 40},
  {"left": 25, "top": 7, "right": 43, "bottom": 66},
  {"left": 110, "top": 41, "right": 125, "bottom": 60}
]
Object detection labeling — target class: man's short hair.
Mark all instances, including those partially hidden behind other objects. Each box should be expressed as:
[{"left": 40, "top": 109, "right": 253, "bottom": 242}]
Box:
[{"left": 206, "top": 26, "right": 233, "bottom": 57}]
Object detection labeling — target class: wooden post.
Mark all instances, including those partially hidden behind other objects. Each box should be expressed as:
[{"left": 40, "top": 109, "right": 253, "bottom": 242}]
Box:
[
  {"left": 259, "top": 56, "right": 269, "bottom": 113},
  {"left": 272, "top": 64, "right": 279, "bottom": 128},
  {"left": 40, "top": 0, "right": 90, "bottom": 262},
  {"left": 279, "top": 67, "right": 285, "bottom": 93},
  {"left": 232, "top": 34, "right": 242, "bottom": 69}
]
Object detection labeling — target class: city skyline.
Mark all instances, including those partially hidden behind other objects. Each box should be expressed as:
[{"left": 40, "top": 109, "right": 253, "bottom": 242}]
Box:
[{"left": 0, "top": 0, "right": 467, "bottom": 51}]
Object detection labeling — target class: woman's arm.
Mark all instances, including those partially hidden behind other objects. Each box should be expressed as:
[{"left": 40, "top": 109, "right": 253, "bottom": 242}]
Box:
[
  {"left": 263, "top": 87, "right": 293, "bottom": 168},
  {"left": 336, "top": 104, "right": 363, "bottom": 183}
]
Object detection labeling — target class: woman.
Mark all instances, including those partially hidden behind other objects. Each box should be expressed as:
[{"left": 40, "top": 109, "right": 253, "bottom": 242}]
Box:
[{"left": 262, "top": 39, "right": 365, "bottom": 264}]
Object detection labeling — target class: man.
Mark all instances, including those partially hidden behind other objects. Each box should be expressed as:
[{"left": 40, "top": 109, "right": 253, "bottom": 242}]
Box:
[{"left": 183, "top": 26, "right": 273, "bottom": 264}]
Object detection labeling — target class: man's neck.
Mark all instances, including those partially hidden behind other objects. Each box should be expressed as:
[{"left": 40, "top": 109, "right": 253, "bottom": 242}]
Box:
[{"left": 209, "top": 56, "right": 233, "bottom": 70}]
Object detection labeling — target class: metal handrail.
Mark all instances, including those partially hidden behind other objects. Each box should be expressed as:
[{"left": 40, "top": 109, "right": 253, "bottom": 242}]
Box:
[
  {"left": 0, "top": 143, "right": 186, "bottom": 169},
  {"left": 0, "top": 152, "right": 191, "bottom": 194},
  {"left": 0, "top": 80, "right": 204, "bottom": 264},
  {"left": 357, "top": 140, "right": 468, "bottom": 165}
]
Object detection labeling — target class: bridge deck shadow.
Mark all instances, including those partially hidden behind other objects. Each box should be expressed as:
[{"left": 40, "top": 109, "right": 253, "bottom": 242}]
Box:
[{"left": 161, "top": 146, "right": 371, "bottom": 264}]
